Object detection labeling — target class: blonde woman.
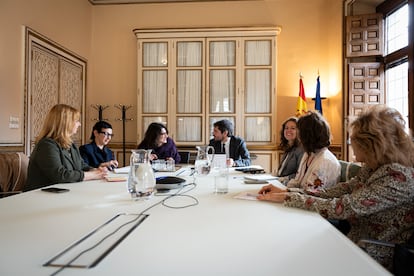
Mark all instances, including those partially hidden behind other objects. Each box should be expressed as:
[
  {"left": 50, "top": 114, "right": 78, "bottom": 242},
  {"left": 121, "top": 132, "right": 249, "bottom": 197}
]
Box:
[
  {"left": 258, "top": 105, "right": 414, "bottom": 271},
  {"left": 26, "top": 104, "right": 107, "bottom": 191}
]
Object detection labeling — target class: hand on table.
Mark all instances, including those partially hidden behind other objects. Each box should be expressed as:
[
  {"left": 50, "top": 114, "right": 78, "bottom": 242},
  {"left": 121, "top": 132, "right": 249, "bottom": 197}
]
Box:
[
  {"left": 84, "top": 166, "right": 108, "bottom": 181},
  {"left": 256, "top": 184, "right": 288, "bottom": 203}
]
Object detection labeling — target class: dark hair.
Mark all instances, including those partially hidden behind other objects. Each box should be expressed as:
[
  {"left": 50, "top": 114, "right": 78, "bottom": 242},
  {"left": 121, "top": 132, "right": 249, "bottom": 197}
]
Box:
[
  {"left": 138, "top": 122, "right": 168, "bottom": 149},
  {"left": 278, "top": 117, "right": 300, "bottom": 151},
  {"left": 297, "top": 111, "right": 331, "bottom": 153},
  {"left": 213, "top": 119, "right": 234, "bottom": 136},
  {"left": 90, "top": 121, "right": 112, "bottom": 140}
]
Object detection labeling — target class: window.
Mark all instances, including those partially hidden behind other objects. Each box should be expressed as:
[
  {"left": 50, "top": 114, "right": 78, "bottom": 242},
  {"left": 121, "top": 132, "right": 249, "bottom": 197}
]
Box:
[
  {"left": 379, "top": 1, "right": 411, "bottom": 130},
  {"left": 385, "top": 4, "right": 408, "bottom": 54}
]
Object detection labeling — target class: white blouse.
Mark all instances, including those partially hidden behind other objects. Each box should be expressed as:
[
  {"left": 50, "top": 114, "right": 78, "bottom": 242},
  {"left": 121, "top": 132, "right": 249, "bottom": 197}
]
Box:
[{"left": 287, "top": 147, "right": 340, "bottom": 190}]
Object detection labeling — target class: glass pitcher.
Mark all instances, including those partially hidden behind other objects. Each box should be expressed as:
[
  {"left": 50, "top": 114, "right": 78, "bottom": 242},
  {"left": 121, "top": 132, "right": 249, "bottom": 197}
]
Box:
[
  {"left": 195, "top": 146, "right": 215, "bottom": 176},
  {"left": 127, "top": 149, "right": 156, "bottom": 200}
]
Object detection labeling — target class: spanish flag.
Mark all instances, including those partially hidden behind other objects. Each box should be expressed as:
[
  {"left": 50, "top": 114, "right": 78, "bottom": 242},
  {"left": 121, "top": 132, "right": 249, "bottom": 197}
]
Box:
[{"left": 296, "top": 76, "right": 307, "bottom": 116}]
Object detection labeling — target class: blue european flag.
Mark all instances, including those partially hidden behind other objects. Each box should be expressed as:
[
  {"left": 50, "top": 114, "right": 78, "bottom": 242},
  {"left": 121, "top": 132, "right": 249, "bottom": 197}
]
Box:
[{"left": 315, "top": 76, "right": 322, "bottom": 115}]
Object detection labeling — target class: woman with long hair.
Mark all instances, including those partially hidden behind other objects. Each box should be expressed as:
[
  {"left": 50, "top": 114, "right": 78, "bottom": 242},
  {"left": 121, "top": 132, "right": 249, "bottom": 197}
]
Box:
[
  {"left": 25, "top": 104, "right": 107, "bottom": 191},
  {"left": 276, "top": 117, "right": 304, "bottom": 184},
  {"left": 137, "top": 122, "right": 181, "bottom": 163}
]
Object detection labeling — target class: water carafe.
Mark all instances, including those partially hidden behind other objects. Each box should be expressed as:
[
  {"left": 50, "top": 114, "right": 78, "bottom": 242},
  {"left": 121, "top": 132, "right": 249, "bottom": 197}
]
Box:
[
  {"left": 128, "top": 149, "right": 156, "bottom": 200},
  {"left": 195, "top": 146, "right": 215, "bottom": 176}
]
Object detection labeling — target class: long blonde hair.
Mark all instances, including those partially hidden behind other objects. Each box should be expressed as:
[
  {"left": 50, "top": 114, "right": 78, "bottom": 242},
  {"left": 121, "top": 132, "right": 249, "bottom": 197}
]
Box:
[
  {"left": 36, "top": 104, "right": 80, "bottom": 149},
  {"left": 350, "top": 105, "right": 414, "bottom": 169}
]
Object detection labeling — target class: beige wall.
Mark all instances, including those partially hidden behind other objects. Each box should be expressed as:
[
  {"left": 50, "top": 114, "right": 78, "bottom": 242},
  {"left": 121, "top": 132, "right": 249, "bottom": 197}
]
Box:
[
  {"left": 0, "top": 0, "right": 92, "bottom": 145},
  {"left": 0, "top": 0, "right": 344, "bottom": 148}
]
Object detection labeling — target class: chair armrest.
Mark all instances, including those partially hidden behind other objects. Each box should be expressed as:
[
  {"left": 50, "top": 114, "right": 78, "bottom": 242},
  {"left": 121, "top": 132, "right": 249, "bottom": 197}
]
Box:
[
  {"left": 0, "top": 191, "right": 22, "bottom": 198},
  {"left": 358, "top": 238, "right": 395, "bottom": 249}
]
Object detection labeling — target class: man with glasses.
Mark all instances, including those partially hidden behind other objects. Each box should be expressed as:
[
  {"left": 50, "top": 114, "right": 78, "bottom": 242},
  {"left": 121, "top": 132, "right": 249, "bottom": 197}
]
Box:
[{"left": 80, "top": 121, "right": 118, "bottom": 170}]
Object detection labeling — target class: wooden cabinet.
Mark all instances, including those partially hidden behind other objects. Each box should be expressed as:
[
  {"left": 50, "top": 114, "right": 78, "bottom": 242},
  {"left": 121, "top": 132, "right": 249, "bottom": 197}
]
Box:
[{"left": 134, "top": 27, "right": 281, "bottom": 171}]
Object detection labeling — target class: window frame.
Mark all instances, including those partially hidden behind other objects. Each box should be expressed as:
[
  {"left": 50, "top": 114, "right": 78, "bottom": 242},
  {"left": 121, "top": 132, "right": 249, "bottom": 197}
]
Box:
[{"left": 377, "top": 0, "right": 413, "bottom": 130}]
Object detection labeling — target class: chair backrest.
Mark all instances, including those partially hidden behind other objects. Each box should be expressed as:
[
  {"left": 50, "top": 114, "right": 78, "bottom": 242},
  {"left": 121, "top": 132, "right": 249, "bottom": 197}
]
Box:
[
  {"left": 0, "top": 152, "right": 29, "bottom": 197},
  {"left": 339, "top": 160, "right": 361, "bottom": 182},
  {"left": 178, "top": 151, "right": 191, "bottom": 164}
]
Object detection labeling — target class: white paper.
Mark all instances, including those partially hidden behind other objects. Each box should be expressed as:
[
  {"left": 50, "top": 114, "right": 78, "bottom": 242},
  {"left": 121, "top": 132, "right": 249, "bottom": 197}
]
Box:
[
  {"left": 234, "top": 191, "right": 259, "bottom": 201},
  {"left": 112, "top": 166, "right": 130, "bottom": 174},
  {"left": 244, "top": 174, "right": 278, "bottom": 181}
]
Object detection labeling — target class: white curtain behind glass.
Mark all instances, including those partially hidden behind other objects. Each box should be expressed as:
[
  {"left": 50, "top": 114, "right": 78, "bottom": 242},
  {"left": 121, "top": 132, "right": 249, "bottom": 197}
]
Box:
[
  {"left": 210, "top": 70, "right": 235, "bottom": 113},
  {"left": 177, "top": 42, "right": 202, "bottom": 66},
  {"left": 176, "top": 117, "right": 201, "bottom": 141},
  {"left": 143, "top": 42, "right": 168, "bottom": 67},
  {"left": 143, "top": 70, "right": 167, "bottom": 113},
  {"left": 245, "top": 117, "right": 270, "bottom": 141},
  {"left": 177, "top": 70, "right": 201, "bottom": 113},
  {"left": 209, "top": 41, "right": 235, "bottom": 66},
  {"left": 246, "top": 69, "right": 270, "bottom": 113},
  {"left": 143, "top": 117, "right": 167, "bottom": 133},
  {"left": 245, "top": 40, "right": 271, "bottom": 66}
]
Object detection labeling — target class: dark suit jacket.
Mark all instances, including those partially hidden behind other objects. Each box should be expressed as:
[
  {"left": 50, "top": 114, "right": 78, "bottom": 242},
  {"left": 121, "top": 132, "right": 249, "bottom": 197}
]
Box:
[
  {"left": 209, "top": 136, "right": 251, "bottom": 167},
  {"left": 25, "top": 138, "right": 90, "bottom": 191},
  {"left": 79, "top": 142, "right": 114, "bottom": 168}
]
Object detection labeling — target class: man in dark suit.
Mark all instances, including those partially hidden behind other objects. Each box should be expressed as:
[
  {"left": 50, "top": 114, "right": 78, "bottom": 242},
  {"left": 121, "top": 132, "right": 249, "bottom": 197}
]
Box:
[{"left": 209, "top": 119, "right": 251, "bottom": 167}]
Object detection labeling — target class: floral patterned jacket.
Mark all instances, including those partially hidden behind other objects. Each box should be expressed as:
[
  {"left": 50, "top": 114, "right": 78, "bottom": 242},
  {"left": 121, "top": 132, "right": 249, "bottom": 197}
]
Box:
[{"left": 285, "top": 163, "right": 414, "bottom": 269}]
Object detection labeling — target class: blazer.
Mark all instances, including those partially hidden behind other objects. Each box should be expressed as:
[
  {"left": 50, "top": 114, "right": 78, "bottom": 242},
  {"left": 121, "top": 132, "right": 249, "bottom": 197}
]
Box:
[
  {"left": 277, "top": 146, "right": 304, "bottom": 180},
  {"left": 79, "top": 142, "right": 115, "bottom": 168},
  {"left": 209, "top": 136, "right": 251, "bottom": 167},
  {"left": 25, "top": 138, "right": 90, "bottom": 191}
]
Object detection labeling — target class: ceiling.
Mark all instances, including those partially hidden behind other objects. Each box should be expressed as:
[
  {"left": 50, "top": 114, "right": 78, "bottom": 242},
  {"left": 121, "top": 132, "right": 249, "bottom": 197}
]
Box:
[
  {"left": 88, "top": 0, "right": 383, "bottom": 4},
  {"left": 88, "top": 0, "right": 252, "bottom": 4}
]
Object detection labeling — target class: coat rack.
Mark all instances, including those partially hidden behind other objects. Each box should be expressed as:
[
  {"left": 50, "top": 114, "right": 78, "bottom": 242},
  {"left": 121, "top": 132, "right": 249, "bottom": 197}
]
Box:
[
  {"left": 91, "top": 104, "right": 109, "bottom": 121},
  {"left": 115, "top": 104, "right": 133, "bottom": 165}
]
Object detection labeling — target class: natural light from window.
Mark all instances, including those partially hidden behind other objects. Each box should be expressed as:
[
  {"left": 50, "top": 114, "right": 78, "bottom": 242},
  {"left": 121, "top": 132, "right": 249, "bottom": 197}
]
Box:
[
  {"left": 386, "top": 62, "right": 409, "bottom": 129},
  {"left": 386, "top": 4, "right": 408, "bottom": 54}
]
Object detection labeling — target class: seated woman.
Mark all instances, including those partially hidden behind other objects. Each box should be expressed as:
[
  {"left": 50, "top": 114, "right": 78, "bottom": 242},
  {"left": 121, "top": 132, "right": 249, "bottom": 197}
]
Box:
[
  {"left": 80, "top": 121, "right": 118, "bottom": 170},
  {"left": 25, "top": 104, "right": 107, "bottom": 191},
  {"left": 257, "top": 105, "right": 414, "bottom": 271},
  {"left": 137, "top": 122, "right": 181, "bottom": 164},
  {"left": 276, "top": 117, "right": 304, "bottom": 184},
  {"left": 286, "top": 111, "right": 340, "bottom": 190}
]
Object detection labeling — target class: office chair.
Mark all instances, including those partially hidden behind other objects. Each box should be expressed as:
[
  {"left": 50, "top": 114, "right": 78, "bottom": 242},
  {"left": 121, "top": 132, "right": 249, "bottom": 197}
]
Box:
[
  {"left": 358, "top": 232, "right": 414, "bottom": 276},
  {"left": 0, "top": 152, "right": 29, "bottom": 197},
  {"left": 178, "top": 151, "right": 190, "bottom": 164}
]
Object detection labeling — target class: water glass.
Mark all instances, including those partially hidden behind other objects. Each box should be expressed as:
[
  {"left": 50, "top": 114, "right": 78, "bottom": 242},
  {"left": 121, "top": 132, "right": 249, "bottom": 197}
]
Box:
[{"left": 214, "top": 168, "right": 229, "bottom": 194}]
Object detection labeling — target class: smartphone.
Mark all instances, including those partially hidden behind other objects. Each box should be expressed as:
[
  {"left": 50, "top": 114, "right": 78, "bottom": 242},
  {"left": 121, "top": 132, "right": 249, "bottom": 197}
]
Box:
[{"left": 41, "top": 187, "right": 70, "bottom": 193}]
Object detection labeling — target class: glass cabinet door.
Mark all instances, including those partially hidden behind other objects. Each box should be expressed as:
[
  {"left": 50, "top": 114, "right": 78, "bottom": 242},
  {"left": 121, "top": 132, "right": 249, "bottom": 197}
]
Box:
[
  {"left": 243, "top": 39, "right": 274, "bottom": 143},
  {"left": 208, "top": 41, "right": 236, "bottom": 114},
  {"left": 175, "top": 40, "right": 204, "bottom": 142},
  {"left": 141, "top": 42, "right": 168, "bottom": 114}
]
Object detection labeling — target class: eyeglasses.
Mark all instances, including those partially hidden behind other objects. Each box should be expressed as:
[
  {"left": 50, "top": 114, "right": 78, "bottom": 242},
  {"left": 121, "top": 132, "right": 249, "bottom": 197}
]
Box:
[{"left": 99, "top": 131, "right": 114, "bottom": 138}]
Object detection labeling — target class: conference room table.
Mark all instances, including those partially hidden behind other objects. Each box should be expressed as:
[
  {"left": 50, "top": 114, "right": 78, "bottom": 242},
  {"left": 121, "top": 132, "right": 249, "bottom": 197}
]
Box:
[{"left": 0, "top": 167, "right": 391, "bottom": 276}]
